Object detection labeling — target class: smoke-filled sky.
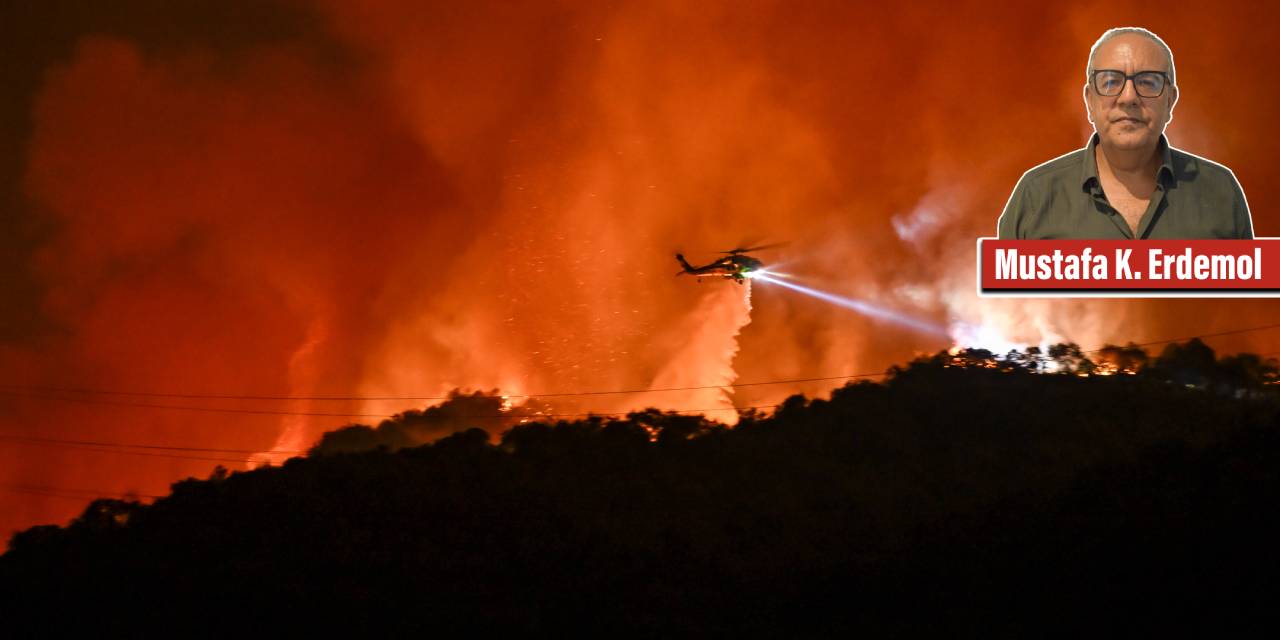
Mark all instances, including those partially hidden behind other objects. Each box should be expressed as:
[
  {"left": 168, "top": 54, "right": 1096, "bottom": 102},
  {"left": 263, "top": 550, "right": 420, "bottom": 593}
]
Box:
[{"left": 3, "top": 0, "right": 1280, "bottom": 538}]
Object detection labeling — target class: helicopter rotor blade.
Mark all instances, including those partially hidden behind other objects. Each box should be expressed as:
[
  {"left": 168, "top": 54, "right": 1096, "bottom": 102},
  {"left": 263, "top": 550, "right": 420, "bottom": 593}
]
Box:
[{"left": 721, "top": 241, "right": 789, "bottom": 254}]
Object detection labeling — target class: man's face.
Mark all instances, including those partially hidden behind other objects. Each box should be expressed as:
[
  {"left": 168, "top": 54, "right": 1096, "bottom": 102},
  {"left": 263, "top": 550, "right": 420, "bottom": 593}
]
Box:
[{"left": 1084, "top": 34, "right": 1178, "bottom": 151}]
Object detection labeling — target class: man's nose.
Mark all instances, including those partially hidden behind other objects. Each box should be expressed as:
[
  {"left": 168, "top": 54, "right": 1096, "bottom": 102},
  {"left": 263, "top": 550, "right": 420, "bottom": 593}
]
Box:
[{"left": 1116, "top": 77, "right": 1141, "bottom": 105}]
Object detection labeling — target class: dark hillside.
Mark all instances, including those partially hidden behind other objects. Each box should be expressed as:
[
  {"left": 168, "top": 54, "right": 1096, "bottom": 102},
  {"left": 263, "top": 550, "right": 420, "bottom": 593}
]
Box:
[{"left": 4, "top": 346, "right": 1280, "bottom": 634}]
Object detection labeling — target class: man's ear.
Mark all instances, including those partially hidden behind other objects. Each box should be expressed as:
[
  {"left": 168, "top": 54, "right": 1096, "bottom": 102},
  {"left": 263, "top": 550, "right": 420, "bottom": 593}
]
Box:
[
  {"left": 1083, "top": 84, "right": 1094, "bottom": 124},
  {"left": 1166, "top": 84, "right": 1179, "bottom": 124}
]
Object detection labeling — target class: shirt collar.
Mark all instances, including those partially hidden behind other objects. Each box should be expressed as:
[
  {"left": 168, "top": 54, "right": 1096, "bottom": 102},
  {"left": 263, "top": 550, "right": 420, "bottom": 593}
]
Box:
[{"left": 1081, "top": 132, "right": 1175, "bottom": 193}]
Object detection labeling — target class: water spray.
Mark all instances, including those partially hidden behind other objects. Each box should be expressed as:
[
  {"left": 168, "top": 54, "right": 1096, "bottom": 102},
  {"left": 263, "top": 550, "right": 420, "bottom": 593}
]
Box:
[{"left": 749, "top": 271, "right": 948, "bottom": 337}]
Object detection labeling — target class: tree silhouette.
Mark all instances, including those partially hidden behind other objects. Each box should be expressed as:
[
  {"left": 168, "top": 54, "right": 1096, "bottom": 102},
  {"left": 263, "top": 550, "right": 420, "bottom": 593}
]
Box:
[
  {"left": 5, "top": 341, "right": 1280, "bottom": 635},
  {"left": 310, "top": 389, "right": 518, "bottom": 455},
  {"left": 1148, "top": 337, "right": 1217, "bottom": 388},
  {"left": 1047, "top": 342, "right": 1095, "bottom": 375}
]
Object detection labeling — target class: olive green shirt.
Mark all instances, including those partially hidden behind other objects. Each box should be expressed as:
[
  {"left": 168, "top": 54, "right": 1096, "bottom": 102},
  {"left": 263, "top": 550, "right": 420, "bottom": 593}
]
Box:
[{"left": 997, "top": 134, "right": 1253, "bottom": 239}]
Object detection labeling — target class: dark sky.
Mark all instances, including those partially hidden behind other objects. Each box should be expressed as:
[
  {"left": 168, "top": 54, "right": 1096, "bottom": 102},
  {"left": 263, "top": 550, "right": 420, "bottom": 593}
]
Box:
[{"left": 3, "top": 0, "right": 1280, "bottom": 540}]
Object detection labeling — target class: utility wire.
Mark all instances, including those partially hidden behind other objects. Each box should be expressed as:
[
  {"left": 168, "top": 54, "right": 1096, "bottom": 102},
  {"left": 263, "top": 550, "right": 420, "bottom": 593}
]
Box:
[
  {"left": 1080, "top": 321, "right": 1280, "bottom": 353},
  {"left": 0, "top": 440, "right": 265, "bottom": 464},
  {"left": 0, "top": 372, "right": 888, "bottom": 403},
  {"left": 0, "top": 403, "right": 782, "bottom": 501},
  {"left": 0, "top": 389, "right": 778, "bottom": 420},
  {"left": 1, "top": 322, "right": 1276, "bottom": 404},
  {"left": 0, "top": 432, "right": 304, "bottom": 455},
  {"left": 6, "top": 321, "right": 1278, "bottom": 509},
  {"left": 1, "top": 483, "right": 163, "bottom": 501},
  {"left": 0, "top": 404, "right": 781, "bottom": 463},
  {"left": 0, "top": 390, "right": 392, "bottom": 418},
  {"left": 0, "top": 321, "right": 1273, "bottom": 459}
]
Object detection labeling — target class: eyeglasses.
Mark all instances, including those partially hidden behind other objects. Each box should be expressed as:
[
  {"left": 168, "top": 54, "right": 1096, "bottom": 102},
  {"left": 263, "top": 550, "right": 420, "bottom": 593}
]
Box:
[{"left": 1090, "top": 70, "right": 1170, "bottom": 98}]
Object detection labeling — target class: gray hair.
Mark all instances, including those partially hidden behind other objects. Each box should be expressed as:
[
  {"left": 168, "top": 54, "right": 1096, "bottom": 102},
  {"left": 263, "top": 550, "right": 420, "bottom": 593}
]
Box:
[{"left": 1086, "top": 27, "right": 1176, "bottom": 86}]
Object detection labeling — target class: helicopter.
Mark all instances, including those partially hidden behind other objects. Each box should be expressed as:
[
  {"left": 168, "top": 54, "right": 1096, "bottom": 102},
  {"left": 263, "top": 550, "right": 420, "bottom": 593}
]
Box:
[{"left": 674, "top": 243, "right": 782, "bottom": 284}]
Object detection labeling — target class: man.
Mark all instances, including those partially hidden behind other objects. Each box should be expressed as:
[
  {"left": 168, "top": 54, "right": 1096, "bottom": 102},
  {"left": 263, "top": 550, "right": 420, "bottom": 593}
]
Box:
[{"left": 997, "top": 27, "right": 1253, "bottom": 239}]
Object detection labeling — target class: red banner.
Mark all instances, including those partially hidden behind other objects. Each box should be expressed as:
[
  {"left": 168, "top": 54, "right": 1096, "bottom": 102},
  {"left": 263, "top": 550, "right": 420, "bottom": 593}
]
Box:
[{"left": 978, "top": 239, "right": 1280, "bottom": 294}]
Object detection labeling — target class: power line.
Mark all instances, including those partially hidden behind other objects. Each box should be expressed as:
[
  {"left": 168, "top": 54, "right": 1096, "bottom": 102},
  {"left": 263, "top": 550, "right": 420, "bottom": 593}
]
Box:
[
  {"left": 1, "top": 483, "right": 162, "bottom": 501},
  {"left": 0, "top": 403, "right": 787, "bottom": 501},
  {"left": 0, "top": 320, "right": 1273, "bottom": 426},
  {"left": 0, "top": 372, "right": 888, "bottom": 403},
  {"left": 0, "top": 389, "right": 779, "bottom": 420},
  {"left": 0, "top": 389, "right": 391, "bottom": 419},
  {"left": 0, "top": 439, "right": 265, "bottom": 464},
  {"left": 1, "top": 321, "right": 1277, "bottom": 405},
  {"left": 1081, "top": 322, "right": 1280, "bottom": 353},
  {"left": 0, "top": 404, "right": 781, "bottom": 463},
  {"left": 5, "top": 321, "right": 1277, "bottom": 510},
  {"left": 0, "top": 390, "right": 393, "bottom": 418},
  {"left": 0, "top": 432, "right": 304, "bottom": 455},
  {"left": 4, "top": 487, "right": 126, "bottom": 503}
]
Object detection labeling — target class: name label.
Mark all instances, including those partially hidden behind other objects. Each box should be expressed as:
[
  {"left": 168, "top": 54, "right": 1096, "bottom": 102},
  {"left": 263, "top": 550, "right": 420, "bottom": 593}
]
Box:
[{"left": 979, "top": 239, "right": 1280, "bottom": 295}]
